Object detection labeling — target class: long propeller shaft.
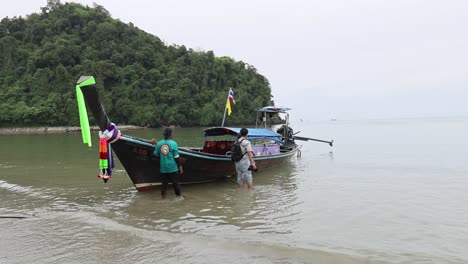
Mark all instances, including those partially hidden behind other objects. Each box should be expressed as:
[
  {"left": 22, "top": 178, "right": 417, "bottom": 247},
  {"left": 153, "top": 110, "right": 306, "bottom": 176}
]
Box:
[{"left": 293, "top": 136, "right": 334, "bottom": 147}]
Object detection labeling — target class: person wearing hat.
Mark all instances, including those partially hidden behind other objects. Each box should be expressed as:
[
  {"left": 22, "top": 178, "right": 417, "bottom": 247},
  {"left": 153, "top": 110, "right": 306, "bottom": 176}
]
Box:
[{"left": 154, "top": 127, "right": 183, "bottom": 199}]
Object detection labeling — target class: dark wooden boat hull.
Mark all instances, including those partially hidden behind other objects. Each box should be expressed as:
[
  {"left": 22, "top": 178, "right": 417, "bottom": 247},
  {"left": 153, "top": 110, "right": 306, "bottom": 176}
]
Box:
[{"left": 113, "top": 135, "right": 298, "bottom": 191}]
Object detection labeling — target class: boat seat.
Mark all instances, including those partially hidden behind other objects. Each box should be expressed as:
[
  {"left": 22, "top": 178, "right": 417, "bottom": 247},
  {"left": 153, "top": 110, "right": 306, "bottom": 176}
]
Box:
[{"left": 203, "top": 140, "right": 234, "bottom": 155}]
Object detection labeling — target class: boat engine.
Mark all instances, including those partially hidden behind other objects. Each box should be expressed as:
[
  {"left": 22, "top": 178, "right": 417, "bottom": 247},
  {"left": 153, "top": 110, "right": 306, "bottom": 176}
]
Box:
[{"left": 277, "top": 125, "right": 294, "bottom": 139}]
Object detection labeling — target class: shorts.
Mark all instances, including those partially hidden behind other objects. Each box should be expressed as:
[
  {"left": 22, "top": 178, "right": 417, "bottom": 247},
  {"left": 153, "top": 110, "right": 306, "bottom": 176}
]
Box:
[{"left": 235, "top": 162, "right": 252, "bottom": 184}]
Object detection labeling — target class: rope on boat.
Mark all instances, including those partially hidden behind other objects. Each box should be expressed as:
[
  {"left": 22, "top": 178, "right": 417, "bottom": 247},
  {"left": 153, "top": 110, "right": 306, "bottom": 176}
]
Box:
[{"left": 295, "top": 143, "right": 303, "bottom": 158}]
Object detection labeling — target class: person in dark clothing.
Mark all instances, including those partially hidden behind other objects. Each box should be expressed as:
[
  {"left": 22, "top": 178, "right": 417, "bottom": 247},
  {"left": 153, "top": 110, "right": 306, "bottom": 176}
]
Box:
[{"left": 154, "top": 127, "right": 183, "bottom": 199}]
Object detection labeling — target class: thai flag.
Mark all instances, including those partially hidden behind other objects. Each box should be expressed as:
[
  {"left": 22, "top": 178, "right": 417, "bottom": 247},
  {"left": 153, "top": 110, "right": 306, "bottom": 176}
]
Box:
[{"left": 229, "top": 89, "right": 236, "bottom": 105}]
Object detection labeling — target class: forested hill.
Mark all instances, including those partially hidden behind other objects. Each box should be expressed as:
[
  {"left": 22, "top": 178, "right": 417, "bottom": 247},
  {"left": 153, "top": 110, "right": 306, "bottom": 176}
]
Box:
[{"left": 0, "top": 1, "right": 273, "bottom": 127}]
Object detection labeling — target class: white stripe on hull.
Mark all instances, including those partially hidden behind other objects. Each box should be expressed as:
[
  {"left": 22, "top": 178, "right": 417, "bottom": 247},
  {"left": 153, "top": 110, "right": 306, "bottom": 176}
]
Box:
[
  {"left": 135, "top": 182, "right": 162, "bottom": 189},
  {"left": 135, "top": 180, "right": 215, "bottom": 189}
]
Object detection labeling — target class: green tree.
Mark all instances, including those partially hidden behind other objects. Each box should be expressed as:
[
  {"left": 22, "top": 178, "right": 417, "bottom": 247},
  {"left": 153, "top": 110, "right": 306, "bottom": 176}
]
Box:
[{"left": 0, "top": 2, "right": 273, "bottom": 127}]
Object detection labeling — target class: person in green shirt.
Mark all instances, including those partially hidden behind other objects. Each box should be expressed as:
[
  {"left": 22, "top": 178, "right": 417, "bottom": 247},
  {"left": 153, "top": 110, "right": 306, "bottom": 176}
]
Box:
[{"left": 154, "top": 127, "right": 183, "bottom": 199}]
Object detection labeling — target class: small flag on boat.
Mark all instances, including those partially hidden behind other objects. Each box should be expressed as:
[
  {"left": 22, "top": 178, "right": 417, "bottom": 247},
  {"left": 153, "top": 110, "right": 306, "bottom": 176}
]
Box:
[
  {"left": 228, "top": 88, "right": 236, "bottom": 105},
  {"left": 226, "top": 88, "right": 235, "bottom": 116},
  {"left": 226, "top": 97, "right": 232, "bottom": 116}
]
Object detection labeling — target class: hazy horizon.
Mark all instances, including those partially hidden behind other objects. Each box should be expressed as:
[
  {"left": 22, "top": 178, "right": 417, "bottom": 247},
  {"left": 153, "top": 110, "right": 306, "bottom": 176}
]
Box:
[{"left": 2, "top": 0, "right": 467, "bottom": 121}]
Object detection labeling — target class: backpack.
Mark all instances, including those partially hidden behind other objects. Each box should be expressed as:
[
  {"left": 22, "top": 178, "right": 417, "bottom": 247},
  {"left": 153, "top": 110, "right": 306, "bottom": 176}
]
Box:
[{"left": 230, "top": 139, "right": 246, "bottom": 162}]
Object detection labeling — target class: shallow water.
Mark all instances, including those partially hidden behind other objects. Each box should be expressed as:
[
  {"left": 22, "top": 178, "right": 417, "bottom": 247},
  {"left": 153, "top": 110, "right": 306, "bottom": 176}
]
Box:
[{"left": 1, "top": 117, "right": 468, "bottom": 263}]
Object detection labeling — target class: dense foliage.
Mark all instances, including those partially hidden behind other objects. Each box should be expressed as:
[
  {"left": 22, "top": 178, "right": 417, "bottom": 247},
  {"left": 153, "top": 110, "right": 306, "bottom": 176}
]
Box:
[{"left": 0, "top": 1, "right": 273, "bottom": 127}]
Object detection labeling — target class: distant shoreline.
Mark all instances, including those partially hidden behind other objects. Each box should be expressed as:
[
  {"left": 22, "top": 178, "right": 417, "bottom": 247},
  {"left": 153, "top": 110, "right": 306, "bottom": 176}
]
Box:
[{"left": 0, "top": 125, "right": 146, "bottom": 135}]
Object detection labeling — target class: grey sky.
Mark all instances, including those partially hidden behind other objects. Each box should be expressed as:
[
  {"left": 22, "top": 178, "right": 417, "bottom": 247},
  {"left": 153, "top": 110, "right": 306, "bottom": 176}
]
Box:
[{"left": 3, "top": 0, "right": 467, "bottom": 120}]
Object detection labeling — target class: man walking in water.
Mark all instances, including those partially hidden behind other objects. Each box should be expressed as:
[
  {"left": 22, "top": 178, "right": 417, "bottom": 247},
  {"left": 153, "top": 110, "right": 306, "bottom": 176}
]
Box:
[
  {"left": 154, "top": 127, "right": 183, "bottom": 199},
  {"left": 235, "top": 128, "right": 256, "bottom": 189}
]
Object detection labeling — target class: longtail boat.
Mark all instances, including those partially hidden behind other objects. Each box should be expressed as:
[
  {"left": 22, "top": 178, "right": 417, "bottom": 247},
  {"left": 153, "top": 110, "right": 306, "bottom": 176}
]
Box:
[{"left": 76, "top": 76, "right": 333, "bottom": 192}]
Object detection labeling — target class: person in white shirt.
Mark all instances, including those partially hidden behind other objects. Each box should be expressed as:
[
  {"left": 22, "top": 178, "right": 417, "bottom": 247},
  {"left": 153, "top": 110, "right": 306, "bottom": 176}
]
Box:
[{"left": 235, "top": 128, "right": 256, "bottom": 189}]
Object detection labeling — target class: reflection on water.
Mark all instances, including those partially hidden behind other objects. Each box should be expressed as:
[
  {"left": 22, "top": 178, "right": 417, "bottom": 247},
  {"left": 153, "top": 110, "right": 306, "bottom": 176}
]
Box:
[{"left": 119, "top": 162, "right": 301, "bottom": 236}]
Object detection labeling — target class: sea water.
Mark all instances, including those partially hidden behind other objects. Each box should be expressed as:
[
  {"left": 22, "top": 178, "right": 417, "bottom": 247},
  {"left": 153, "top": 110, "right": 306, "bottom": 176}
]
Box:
[{"left": 1, "top": 117, "right": 468, "bottom": 264}]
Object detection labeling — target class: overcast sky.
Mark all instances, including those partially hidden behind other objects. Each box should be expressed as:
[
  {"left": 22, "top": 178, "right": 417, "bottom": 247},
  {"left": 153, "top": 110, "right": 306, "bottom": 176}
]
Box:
[{"left": 2, "top": 0, "right": 467, "bottom": 120}]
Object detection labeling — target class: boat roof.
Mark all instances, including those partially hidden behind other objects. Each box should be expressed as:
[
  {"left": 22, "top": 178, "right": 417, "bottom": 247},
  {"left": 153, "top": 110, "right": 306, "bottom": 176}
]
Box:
[
  {"left": 256, "top": 106, "right": 291, "bottom": 113},
  {"left": 203, "top": 127, "right": 283, "bottom": 142}
]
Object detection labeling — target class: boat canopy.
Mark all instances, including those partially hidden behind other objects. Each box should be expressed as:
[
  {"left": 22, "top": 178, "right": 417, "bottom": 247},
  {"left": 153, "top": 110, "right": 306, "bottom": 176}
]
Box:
[
  {"left": 203, "top": 127, "right": 283, "bottom": 142},
  {"left": 256, "top": 106, "right": 291, "bottom": 114}
]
